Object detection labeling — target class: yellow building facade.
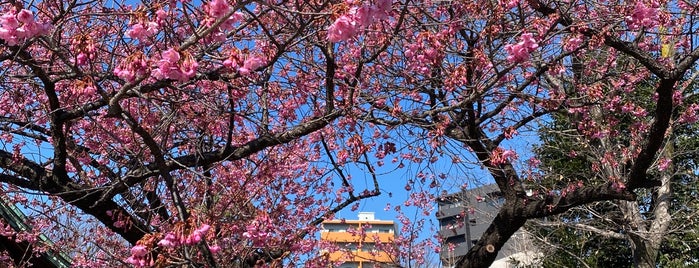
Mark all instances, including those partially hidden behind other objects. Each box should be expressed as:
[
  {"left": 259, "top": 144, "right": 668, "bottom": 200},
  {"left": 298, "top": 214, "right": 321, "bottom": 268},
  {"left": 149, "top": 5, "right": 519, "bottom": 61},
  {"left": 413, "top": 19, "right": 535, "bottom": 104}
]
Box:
[{"left": 321, "top": 212, "right": 397, "bottom": 268}]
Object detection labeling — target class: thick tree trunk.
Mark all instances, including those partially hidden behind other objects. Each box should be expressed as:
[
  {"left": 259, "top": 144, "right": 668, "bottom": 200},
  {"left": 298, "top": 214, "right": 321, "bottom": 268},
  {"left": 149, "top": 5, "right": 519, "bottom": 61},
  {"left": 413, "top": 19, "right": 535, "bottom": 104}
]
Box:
[
  {"left": 631, "top": 170, "right": 672, "bottom": 268},
  {"left": 629, "top": 234, "right": 657, "bottom": 268},
  {"left": 455, "top": 207, "right": 527, "bottom": 268}
]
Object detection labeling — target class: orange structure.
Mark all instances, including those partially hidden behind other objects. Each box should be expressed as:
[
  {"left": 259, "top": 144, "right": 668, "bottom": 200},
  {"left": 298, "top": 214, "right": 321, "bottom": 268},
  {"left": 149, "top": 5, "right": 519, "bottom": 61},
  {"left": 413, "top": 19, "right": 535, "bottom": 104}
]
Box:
[{"left": 321, "top": 212, "right": 397, "bottom": 268}]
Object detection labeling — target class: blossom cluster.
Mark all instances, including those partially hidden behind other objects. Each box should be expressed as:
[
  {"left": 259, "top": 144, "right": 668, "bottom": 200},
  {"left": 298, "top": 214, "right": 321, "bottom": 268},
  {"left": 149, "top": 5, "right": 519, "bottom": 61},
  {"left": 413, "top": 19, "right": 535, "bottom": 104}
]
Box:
[
  {"left": 126, "top": 21, "right": 158, "bottom": 41},
  {"left": 677, "top": 103, "right": 699, "bottom": 124},
  {"left": 504, "top": 33, "right": 539, "bottom": 63},
  {"left": 0, "top": 222, "right": 14, "bottom": 237},
  {"left": 404, "top": 42, "right": 442, "bottom": 75},
  {"left": 0, "top": 8, "right": 50, "bottom": 45},
  {"left": 563, "top": 35, "right": 583, "bottom": 52},
  {"left": 126, "top": 9, "right": 167, "bottom": 42},
  {"left": 125, "top": 224, "right": 214, "bottom": 267},
  {"left": 327, "top": 0, "right": 392, "bottom": 42},
  {"left": 114, "top": 52, "right": 150, "bottom": 83},
  {"left": 242, "top": 215, "right": 276, "bottom": 247},
  {"left": 223, "top": 49, "right": 266, "bottom": 76},
  {"left": 206, "top": 0, "right": 231, "bottom": 18},
  {"left": 152, "top": 48, "right": 198, "bottom": 82},
  {"left": 490, "top": 147, "right": 518, "bottom": 165},
  {"left": 71, "top": 35, "right": 97, "bottom": 66},
  {"left": 202, "top": 0, "right": 245, "bottom": 43},
  {"left": 157, "top": 224, "right": 211, "bottom": 247},
  {"left": 625, "top": 1, "right": 659, "bottom": 30},
  {"left": 125, "top": 245, "right": 152, "bottom": 267}
]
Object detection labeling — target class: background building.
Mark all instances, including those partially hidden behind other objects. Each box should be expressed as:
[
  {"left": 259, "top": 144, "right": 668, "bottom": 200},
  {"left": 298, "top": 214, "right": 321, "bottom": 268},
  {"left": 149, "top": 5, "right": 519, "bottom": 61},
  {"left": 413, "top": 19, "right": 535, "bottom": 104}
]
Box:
[
  {"left": 321, "top": 212, "right": 397, "bottom": 268},
  {"left": 0, "top": 197, "right": 71, "bottom": 267},
  {"left": 436, "top": 184, "right": 539, "bottom": 268}
]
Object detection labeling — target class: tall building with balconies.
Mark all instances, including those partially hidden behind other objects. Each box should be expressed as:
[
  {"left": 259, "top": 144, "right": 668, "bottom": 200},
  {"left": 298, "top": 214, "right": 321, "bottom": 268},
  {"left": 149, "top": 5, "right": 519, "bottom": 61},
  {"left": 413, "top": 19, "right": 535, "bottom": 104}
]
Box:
[
  {"left": 436, "top": 184, "right": 520, "bottom": 267},
  {"left": 321, "top": 212, "right": 397, "bottom": 268}
]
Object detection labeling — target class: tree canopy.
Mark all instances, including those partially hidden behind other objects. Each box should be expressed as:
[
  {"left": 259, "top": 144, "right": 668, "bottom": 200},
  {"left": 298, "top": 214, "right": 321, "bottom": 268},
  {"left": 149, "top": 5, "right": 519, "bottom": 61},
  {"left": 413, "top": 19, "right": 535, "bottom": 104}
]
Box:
[
  {"left": 528, "top": 79, "right": 699, "bottom": 267},
  {"left": 0, "top": 0, "right": 698, "bottom": 267}
]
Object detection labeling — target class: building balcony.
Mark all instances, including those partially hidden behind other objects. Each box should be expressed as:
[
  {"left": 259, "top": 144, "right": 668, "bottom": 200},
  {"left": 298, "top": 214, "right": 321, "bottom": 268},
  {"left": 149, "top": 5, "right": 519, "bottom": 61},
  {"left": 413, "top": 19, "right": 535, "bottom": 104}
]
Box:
[
  {"left": 327, "top": 250, "right": 395, "bottom": 263},
  {"left": 438, "top": 225, "right": 468, "bottom": 238},
  {"left": 321, "top": 232, "right": 395, "bottom": 243},
  {"left": 436, "top": 206, "right": 466, "bottom": 219}
]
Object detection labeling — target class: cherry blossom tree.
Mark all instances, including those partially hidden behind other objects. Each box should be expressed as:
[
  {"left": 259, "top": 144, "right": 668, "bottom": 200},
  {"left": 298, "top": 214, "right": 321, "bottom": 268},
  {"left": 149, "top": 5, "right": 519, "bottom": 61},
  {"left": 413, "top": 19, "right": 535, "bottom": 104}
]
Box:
[
  {"left": 0, "top": 0, "right": 394, "bottom": 266},
  {"left": 329, "top": 0, "right": 699, "bottom": 267},
  {"left": 1, "top": 0, "right": 698, "bottom": 267}
]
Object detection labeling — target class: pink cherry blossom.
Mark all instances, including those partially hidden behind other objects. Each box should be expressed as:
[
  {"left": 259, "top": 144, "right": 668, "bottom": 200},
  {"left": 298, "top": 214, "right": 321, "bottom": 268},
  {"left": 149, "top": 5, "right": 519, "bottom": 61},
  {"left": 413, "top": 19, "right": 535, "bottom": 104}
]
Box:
[
  {"left": 504, "top": 33, "right": 539, "bottom": 62},
  {"left": 207, "top": 0, "right": 231, "bottom": 19},
  {"left": 156, "top": 9, "right": 168, "bottom": 25},
  {"left": 158, "top": 233, "right": 178, "bottom": 248},
  {"left": 130, "top": 245, "right": 148, "bottom": 257},
  {"left": 125, "top": 256, "right": 140, "bottom": 265},
  {"left": 195, "top": 224, "right": 211, "bottom": 235},
  {"left": 373, "top": 0, "right": 392, "bottom": 19},
  {"left": 657, "top": 158, "right": 672, "bottom": 171},
  {"left": 490, "top": 147, "right": 518, "bottom": 165},
  {"left": 563, "top": 35, "right": 583, "bottom": 51},
  {"left": 501, "top": 0, "right": 519, "bottom": 9},
  {"left": 0, "top": 8, "right": 50, "bottom": 45},
  {"left": 114, "top": 52, "right": 149, "bottom": 82},
  {"left": 626, "top": 1, "right": 659, "bottom": 30},
  {"left": 327, "top": 15, "right": 357, "bottom": 42},
  {"left": 1, "top": 0, "right": 697, "bottom": 267},
  {"left": 152, "top": 48, "right": 198, "bottom": 81},
  {"left": 16, "top": 9, "right": 33, "bottom": 24},
  {"left": 0, "top": 13, "right": 19, "bottom": 29},
  {"left": 327, "top": 0, "right": 392, "bottom": 42},
  {"left": 678, "top": 103, "right": 699, "bottom": 124},
  {"left": 238, "top": 56, "right": 265, "bottom": 75},
  {"left": 126, "top": 22, "right": 158, "bottom": 41},
  {"left": 352, "top": 6, "right": 375, "bottom": 27},
  {"left": 186, "top": 232, "right": 202, "bottom": 244},
  {"left": 76, "top": 53, "right": 88, "bottom": 65}
]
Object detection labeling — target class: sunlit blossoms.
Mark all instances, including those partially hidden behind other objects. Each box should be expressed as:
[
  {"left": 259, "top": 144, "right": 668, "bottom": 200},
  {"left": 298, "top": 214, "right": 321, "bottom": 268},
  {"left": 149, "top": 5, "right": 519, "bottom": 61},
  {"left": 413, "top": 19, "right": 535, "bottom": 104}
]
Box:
[
  {"left": 678, "top": 103, "right": 699, "bottom": 124},
  {"left": 114, "top": 52, "right": 150, "bottom": 83},
  {"left": 504, "top": 33, "right": 539, "bottom": 62},
  {"left": 152, "top": 48, "right": 198, "bottom": 82},
  {"left": 328, "top": 15, "right": 358, "bottom": 43},
  {"left": 126, "top": 22, "right": 159, "bottom": 41},
  {"left": 125, "top": 245, "right": 151, "bottom": 267},
  {"left": 490, "top": 147, "right": 518, "bottom": 165},
  {"left": 0, "top": 8, "right": 50, "bottom": 45},
  {"left": 157, "top": 223, "right": 212, "bottom": 248},
  {"left": 0, "top": 0, "right": 697, "bottom": 267},
  {"left": 206, "top": 0, "right": 231, "bottom": 18},
  {"left": 238, "top": 56, "right": 265, "bottom": 75},
  {"left": 626, "top": 1, "right": 659, "bottom": 30},
  {"left": 327, "top": 0, "right": 392, "bottom": 42}
]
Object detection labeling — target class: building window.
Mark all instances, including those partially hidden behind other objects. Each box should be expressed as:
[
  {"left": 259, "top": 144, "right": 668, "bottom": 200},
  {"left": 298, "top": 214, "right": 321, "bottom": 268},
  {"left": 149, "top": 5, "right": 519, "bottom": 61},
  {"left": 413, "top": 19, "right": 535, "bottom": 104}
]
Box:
[
  {"left": 339, "top": 263, "right": 359, "bottom": 268},
  {"left": 361, "top": 243, "right": 376, "bottom": 251},
  {"left": 342, "top": 243, "right": 357, "bottom": 250}
]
